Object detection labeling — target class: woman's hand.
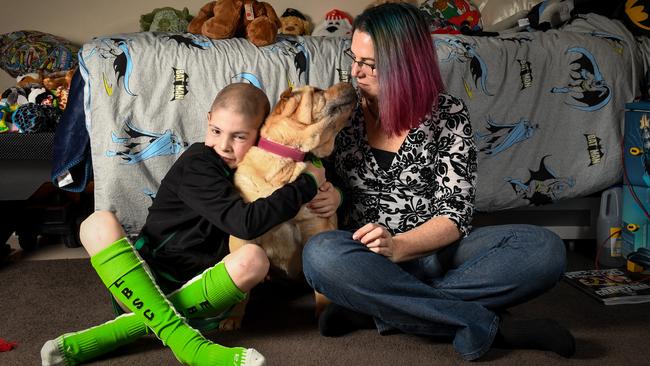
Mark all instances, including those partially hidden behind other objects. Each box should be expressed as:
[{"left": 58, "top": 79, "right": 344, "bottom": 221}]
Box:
[
  {"left": 308, "top": 182, "right": 340, "bottom": 218},
  {"left": 353, "top": 223, "right": 397, "bottom": 260}
]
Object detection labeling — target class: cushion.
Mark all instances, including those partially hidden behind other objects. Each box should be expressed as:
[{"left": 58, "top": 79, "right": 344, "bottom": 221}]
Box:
[
  {"left": 0, "top": 30, "right": 79, "bottom": 78},
  {"left": 420, "top": 0, "right": 483, "bottom": 34},
  {"left": 622, "top": 0, "right": 650, "bottom": 36}
]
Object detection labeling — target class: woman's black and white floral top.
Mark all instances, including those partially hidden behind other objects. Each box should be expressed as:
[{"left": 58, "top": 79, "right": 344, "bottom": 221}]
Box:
[{"left": 333, "top": 92, "right": 477, "bottom": 237}]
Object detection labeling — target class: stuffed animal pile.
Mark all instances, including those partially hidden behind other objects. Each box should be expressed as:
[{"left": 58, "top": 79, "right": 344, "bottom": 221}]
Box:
[
  {"left": 0, "top": 68, "right": 75, "bottom": 133},
  {"left": 188, "top": 0, "right": 281, "bottom": 46}
]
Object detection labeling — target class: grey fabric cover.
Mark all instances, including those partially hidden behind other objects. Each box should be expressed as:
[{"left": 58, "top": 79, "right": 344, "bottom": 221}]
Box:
[{"left": 80, "top": 14, "right": 640, "bottom": 235}]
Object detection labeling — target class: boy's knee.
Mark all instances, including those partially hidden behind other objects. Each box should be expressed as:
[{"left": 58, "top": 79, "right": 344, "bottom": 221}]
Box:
[
  {"left": 79, "top": 211, "right": 125, "bottom": 255},
  {"left": 242, "top": 244, "right": 270, "bottom": 275},
  {"left": 226, "top": 244, "right": 269, "bottom": 289}
]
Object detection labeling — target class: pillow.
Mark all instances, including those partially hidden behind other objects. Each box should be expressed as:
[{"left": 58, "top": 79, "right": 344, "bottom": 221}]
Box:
[
  {"left": 622, "top": 0, "right": 650, "bottom": 36},
  {"left": 420, "top": 0, "right": 483, "bottom": 34},
  {"left": 0, "top": 30, "right": 79, "bottom": 78},
  {"left": 472, "top": 0, "right": 540, "bottom": 27}
]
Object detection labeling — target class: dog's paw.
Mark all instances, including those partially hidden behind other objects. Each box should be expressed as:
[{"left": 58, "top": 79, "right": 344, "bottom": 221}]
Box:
[
  {"left": 219, "top": 316, "right": 244, "bottom": 331},
  {"left": 218, "top": 301, "right": 248, "bottom": 331}
]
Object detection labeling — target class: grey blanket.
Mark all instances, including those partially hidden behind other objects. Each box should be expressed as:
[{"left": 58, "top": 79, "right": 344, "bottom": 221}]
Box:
[{"left": 79, "top": 14, "right": 641, "bottom": 235}]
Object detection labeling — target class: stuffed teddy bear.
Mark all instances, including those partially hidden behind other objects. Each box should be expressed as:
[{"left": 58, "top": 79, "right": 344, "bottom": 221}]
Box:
[
  {"left": 188, "top": 0, "right": 281, "bottom": 47},
  {"left": 312, "top": 9, "right": 354, "bottom": 37},
  {"left": 278, "top": 8, "right": 311, "bottom": 36}
]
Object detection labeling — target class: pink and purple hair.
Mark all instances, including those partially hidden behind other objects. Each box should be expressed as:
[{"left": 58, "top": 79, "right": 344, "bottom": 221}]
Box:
[{"left": 353, "top": 3, "right": 445, "bottom": 136}]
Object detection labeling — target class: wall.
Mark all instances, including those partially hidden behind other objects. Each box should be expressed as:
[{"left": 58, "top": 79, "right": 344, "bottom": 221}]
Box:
[{"left": 0, "top": 0, "right": 375, "bottom": 90}]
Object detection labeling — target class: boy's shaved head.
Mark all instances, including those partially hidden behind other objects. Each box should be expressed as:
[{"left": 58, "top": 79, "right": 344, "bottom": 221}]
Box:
[{"left": 210, "top": 83, "right": 270, "bottom": 127}]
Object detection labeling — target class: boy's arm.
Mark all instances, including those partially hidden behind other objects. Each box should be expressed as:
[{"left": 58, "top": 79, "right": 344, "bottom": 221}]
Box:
[
  {"left": 179, "top": 157, "right": 319, "bottom": 240},
  {"left": 322, "top": 156, "right": 347, "bottom": 218}
]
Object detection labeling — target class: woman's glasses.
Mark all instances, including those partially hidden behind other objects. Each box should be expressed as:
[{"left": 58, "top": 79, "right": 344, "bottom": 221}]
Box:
[{"left": 344, "top": 49, "right": 376, "bottom": 75}]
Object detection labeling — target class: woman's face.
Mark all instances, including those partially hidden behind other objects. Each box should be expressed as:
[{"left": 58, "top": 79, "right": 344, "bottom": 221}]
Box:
[{"left": 350, "top": 30, "right": 379, "bottom": 100}]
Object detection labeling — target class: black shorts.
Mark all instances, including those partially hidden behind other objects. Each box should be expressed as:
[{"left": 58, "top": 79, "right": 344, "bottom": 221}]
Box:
[{"left": 133, "top": 234, "right": 224, "bottom": 293}]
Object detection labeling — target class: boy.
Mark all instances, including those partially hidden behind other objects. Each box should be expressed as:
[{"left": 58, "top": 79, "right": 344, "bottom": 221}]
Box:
[{"left": 41, "top": 83, "right": 326, "bottom": 366}]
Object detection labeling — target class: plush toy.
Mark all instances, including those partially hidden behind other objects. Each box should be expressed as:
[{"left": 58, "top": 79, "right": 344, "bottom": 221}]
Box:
[
  {"left": 0, "top": 101, "right": 10, "bottom": 133},
  {"left": 16, "top": 73, "right": 43, "bottom": 89},
  {"left": 140, "top": 7, "right": 194, "bottom": 32},
  {"left": 420, "top": 0, "right": 483, "bottom": 34},
  {"left": 278, "top": 8, "right": 311, "bottom": 36},
  {"left": 42, "top": 69, "right": 75, "bottom": 91},
  {"left": 0, "top": 113, "right": 8, "bottom": 133},
  {"left": 55, "top": 86, "right": 70, "bottom": 110},
  {"left": 12, "top": 103, "right": 62, "bottom": 133},
  {"left": 312, "top": 9, "right": 353, "bottom": 37},
  {"left": 188, "top": 0, "right": 282, "bottom": 47},
  {"left": 27, "top": 87, "right": 51, "bottom": 105},
  {"left": 1, "top": 87, "right": 28, "bottom": 106}
]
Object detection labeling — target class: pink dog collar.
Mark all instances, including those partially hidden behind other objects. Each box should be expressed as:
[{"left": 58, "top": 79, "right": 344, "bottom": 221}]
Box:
[{"left": 257, "top": 137, "right": 305, "bottom": 161}]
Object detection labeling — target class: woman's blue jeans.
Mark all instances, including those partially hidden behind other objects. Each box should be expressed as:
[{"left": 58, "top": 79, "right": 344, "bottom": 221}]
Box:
[{"left": 302, "top": 224, "right": 566, "bottom": 360}]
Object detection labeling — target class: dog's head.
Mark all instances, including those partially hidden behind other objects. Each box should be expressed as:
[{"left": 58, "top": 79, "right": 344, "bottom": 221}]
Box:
[{"left": 261, "top": 83, "right": 356, "bottom": 157}]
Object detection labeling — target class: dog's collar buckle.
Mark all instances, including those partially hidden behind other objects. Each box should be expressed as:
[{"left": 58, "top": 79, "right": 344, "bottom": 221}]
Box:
[{"left": 257, "top": 137, "right": 305, "bottom": 161}]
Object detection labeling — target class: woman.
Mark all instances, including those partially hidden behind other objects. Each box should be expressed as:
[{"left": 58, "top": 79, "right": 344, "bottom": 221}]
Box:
[{"left": 302, "top": 3, "right": 574, "bottom": 361}]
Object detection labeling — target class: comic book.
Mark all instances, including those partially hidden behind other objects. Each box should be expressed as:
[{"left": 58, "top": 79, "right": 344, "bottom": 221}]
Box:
[{"left": 563, "top": 269, "right": 650, "bottom": 305}]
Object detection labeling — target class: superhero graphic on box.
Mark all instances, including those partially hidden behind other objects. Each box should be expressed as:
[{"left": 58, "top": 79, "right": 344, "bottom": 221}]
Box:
[{"left": 624, "top": 111, "right": 650, "bottom": 187}]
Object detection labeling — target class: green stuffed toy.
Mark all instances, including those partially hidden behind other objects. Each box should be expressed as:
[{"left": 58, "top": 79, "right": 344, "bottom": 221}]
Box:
[{"left": 140, "top": 7, "right": 194, "bottom": 32}]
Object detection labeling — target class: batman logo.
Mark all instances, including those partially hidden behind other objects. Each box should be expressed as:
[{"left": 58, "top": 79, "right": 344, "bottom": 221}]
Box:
[
  {"left": 584, "top": 134, "right": 604, "bottom": 166},
  {"left": 626, "top": 0, "right": 650, "bottom": 30},
  {"left": 171, "top": 68, "right": 189, "bottom": 101}
]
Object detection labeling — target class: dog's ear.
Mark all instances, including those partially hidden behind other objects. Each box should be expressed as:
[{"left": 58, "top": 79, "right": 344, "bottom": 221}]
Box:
[
  {"left": 277, "top": 89, "right": 299, "bottom": 117},
  {"left": 279, "top": 88, "right": 293, "bottom": 99},
  {"left": 296, "top": 87, "right": 313, "bottom": 124}
]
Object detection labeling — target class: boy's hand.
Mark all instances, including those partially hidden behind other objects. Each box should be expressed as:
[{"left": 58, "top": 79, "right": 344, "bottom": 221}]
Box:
[
  {"left": 304, "top": 160, "right": 326, "bottom": 187},
  {"left": 308, "top": 182, "right": 340, "bottom": 218}
]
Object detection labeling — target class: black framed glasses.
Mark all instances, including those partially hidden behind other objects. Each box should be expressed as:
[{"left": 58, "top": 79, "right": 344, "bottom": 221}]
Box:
[{"left": 344, "top": 48, "right": 376, "bottom": 75}]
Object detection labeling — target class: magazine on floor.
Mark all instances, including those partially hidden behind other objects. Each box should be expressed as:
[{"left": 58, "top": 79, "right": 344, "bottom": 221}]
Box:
[{"left": 563, "top": 268, "right": 650, "bottom": 305}]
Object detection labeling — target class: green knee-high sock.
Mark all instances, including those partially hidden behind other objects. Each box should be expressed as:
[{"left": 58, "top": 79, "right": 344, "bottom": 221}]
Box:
[
  {"left": 90, "top": 238, "right": 262, "bottom": 366},
  {"left": 169, "top": 262, "right": 247, "bottom": 320},
  {"left": 42, "top": 262, "right": 250, "bottom": 366},
  {"left": 41, "top": 313, "right": 149, "bottom": 366}
]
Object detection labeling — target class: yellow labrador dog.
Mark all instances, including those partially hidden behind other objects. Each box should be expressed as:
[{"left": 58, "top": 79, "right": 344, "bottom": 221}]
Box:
[{"left": 225, "top": 83, "right": 356, "bottom": 328}]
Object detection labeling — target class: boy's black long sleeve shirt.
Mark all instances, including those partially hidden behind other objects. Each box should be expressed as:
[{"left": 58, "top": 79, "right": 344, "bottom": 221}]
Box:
[{"left": 139, "top": 143, "right": 317, "bottom": 281}]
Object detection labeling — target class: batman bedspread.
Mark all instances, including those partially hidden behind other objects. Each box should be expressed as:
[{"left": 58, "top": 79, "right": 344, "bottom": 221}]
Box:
[{"left": 77, "top": 13, "right": 642, "bottom": 235}]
